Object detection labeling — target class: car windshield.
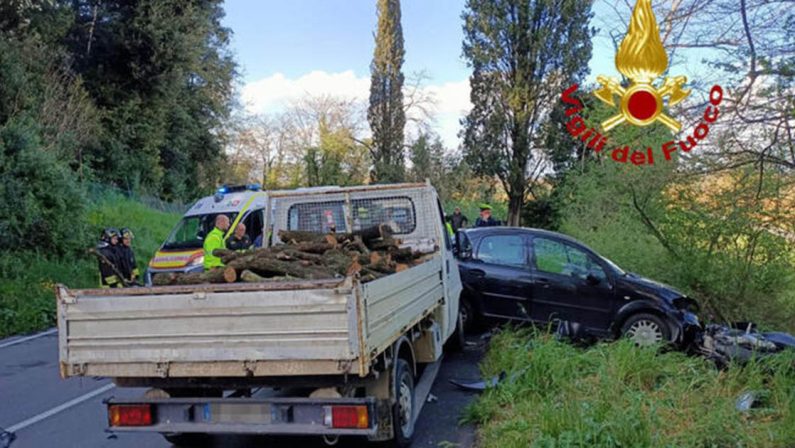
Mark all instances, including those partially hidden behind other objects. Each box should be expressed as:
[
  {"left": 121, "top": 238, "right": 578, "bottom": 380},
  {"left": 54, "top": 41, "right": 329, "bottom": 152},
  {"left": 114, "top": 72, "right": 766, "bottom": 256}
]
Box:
[{"left": 162, "top": 213, "right": 237, "bottom": 250}]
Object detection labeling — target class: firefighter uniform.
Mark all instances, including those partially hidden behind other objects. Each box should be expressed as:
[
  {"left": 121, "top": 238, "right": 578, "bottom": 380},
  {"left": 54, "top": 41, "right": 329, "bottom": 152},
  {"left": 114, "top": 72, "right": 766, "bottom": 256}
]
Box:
[
  {"left": 97, "top": 228, "right": 122, "bottom": 288},
  {"left": 118, "top": 228, "right": 139, "bottom": 284}
]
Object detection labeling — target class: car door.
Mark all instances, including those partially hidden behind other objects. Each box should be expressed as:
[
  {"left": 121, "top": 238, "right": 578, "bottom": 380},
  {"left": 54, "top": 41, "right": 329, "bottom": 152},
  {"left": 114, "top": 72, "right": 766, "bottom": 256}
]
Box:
[
  {"left": 529, "top": 236, "right": 615, "bottom": 334},
  {"left": 462, "top": 233, "right": 534, "bottom": 321}
]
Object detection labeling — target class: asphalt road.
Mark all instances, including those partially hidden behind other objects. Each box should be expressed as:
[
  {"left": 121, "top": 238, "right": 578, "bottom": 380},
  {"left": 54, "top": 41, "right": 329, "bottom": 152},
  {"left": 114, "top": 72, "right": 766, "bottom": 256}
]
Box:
[{"left": 0, "top": 329, "right": 484, "bottom": 448}]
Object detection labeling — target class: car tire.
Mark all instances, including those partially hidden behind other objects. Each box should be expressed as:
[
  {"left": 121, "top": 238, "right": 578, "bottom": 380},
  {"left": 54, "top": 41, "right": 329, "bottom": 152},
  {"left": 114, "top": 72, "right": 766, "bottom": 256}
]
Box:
[
  {"left": 389, "top": 359, "right": 415, "bottom": 448},
  {"left": 621, "top": 313, "right": 671, "bottom": 347},
  {"left": 460, "top": 297, "right": 476, "bottom": 333},
  {"left": 446, "top": 307, "right": 467, "bottom": 351}
]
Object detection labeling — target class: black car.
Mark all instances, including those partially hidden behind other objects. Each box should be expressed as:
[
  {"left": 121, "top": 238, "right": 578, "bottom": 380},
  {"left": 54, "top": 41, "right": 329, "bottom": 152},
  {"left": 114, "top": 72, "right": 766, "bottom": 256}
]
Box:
[{"left": 455, "top": 227, "right": 701, "bottom": 346}]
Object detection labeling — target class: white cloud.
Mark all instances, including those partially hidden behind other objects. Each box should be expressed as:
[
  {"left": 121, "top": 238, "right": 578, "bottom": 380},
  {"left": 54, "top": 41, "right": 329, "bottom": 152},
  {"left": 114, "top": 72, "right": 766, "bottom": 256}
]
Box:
[{"left": 241, "top": 71, "right": 471, "bottom": 149}]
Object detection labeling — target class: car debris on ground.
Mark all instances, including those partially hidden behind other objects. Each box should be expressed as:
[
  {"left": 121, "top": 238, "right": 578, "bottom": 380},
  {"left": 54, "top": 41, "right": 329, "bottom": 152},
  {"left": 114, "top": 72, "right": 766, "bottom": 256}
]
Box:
[{"left": 450, "top": 320, "right": 795, "bottom": 393}]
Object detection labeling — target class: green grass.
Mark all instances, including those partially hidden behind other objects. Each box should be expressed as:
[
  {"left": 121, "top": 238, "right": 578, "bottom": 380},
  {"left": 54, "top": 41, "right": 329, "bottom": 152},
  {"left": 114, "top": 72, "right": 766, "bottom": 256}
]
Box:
[
  {"left": 0, "top": 192, "right": 180, "bottom": 337},
  {"left": 468, "top": 328, "right": 795, "bottom": 448}
]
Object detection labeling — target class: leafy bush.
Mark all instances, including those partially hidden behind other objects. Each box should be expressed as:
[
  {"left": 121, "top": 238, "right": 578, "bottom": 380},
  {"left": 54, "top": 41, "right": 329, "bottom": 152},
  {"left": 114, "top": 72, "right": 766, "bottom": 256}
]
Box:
[
  {"left": 0, "top": 117, "right": 90, "bottom": 256},
  {"left": 0, "top": 193, "right": 180, "bottom": 337},
  {"left": 556, "top": 160, "right": 795, "bottom": 331},
  {"left": 469, "top": 329, "right": 795, "bottom": 448}
]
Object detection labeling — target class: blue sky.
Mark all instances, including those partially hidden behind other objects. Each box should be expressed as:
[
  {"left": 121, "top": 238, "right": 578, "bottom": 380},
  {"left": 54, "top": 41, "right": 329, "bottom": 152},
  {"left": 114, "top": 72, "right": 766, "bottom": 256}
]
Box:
[{"left": 221, "top": 1, "right": 688, "bottom": 147}]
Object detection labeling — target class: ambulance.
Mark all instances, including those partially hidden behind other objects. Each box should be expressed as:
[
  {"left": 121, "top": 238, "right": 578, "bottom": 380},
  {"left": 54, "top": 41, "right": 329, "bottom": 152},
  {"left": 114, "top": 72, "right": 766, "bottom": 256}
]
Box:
[{"left": 144, "top": 184, "right": 267, "bottom": 285}]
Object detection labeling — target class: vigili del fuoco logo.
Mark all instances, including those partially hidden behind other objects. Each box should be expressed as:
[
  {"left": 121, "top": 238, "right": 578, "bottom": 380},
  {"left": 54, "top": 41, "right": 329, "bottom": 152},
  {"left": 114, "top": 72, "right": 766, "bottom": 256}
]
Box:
[{"left": 560, "top": 0, "right": 724, "bottom": 165}]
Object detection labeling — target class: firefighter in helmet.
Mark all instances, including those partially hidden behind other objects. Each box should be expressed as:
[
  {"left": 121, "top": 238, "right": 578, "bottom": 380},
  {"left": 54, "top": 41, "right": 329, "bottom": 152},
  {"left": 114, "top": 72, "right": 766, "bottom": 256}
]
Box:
[
  {"left": 118, "top": 227, "right": 139, "bottom": 285},
  {"left": 97, "top": 228, "right": 123, "bottom": 288}
]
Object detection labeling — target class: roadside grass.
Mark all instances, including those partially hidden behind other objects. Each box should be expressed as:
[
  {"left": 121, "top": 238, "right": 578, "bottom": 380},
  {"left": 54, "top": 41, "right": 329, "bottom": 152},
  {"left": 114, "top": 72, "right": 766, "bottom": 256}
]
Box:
[
  {"left": 467, "top": 328, "right": 795, "bottom": 448},
  {"left": 0, "top": 192, "right": 180, "bottom": 337}
]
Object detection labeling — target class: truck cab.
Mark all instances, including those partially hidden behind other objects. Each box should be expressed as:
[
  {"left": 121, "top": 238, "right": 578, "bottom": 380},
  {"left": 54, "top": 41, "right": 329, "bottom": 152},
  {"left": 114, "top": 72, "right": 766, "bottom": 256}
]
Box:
[{"left": 145, "top": 184, "right": 267, "bottom": 285}]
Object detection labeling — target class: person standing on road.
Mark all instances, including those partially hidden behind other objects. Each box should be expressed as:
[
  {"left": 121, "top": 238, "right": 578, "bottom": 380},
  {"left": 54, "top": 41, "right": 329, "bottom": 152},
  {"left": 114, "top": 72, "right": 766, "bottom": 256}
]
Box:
[
  {"left": 117, "top": 228, "right": 139, "bottom": 285},
  {"left": 203, "top": 214, "right": 230, "bottom": 270},
  {"left": 450, "top": 207, "right": 469, "bottom": 231},
  {"left": 474, "top": 204, "right": 501, "bottom": 227},
  {"left": 226, "top": 223, "right": 251, "bottom": 252},
  {"left": 97, "top": 228, "right": 123, "bottom": 288}
]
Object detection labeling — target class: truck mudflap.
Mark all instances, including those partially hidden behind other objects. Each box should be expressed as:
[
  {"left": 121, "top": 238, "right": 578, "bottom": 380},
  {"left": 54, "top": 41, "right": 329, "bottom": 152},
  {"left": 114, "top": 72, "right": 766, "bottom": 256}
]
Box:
[{"left": 105, "top": 396, "right": 378, "bottom": 437}]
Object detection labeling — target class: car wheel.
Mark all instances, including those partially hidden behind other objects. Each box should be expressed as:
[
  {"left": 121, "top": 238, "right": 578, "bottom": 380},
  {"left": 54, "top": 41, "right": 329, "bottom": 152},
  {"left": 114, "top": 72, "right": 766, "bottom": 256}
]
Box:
[
  {"left": 621, "top": 313, "right": 671, "bottom": 347},
  {"left": 460, "top": 297, "right": 476, "bottom": 333},
  {"left": 446, "top": 307, "right": 467, "bottom": 351}
]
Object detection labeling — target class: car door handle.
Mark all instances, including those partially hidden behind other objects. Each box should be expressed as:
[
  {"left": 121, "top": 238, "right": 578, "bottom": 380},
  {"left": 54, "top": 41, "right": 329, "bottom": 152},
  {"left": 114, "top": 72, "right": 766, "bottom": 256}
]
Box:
[
  {"left": 536, "top": 277, "right": 551, "bottom": 288},
  {"left": 470, "top": 269, "right": 486, "bottom": 278}
]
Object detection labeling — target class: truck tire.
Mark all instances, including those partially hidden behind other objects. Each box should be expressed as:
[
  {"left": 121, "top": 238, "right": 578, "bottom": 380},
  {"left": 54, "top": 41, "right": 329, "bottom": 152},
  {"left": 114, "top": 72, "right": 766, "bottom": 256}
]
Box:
[
  {"left": 162, "top": 433, "right": 212, "bottom": 447},
  {"left": 390, "top": 358, "right": 415, "bottom": 448}
]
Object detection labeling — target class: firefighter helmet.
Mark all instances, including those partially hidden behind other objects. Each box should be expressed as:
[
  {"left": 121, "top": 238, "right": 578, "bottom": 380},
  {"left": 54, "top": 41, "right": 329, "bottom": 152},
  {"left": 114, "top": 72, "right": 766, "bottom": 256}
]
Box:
[{"left": 101, "top": 227, "right": 120, "bottom": 242}]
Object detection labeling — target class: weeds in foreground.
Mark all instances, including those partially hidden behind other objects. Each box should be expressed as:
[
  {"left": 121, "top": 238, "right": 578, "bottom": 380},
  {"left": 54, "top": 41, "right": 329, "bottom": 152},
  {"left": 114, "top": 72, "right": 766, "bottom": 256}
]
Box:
[{"left": 467, "top": 329, "right": 795, "bottom": 448}]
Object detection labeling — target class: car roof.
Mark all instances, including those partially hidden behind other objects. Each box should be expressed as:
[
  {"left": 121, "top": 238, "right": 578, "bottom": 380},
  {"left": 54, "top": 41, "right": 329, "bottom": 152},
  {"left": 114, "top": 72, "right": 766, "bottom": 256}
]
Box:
[{"left": 462, "top": 226, "right": 588, "bottom": 247}]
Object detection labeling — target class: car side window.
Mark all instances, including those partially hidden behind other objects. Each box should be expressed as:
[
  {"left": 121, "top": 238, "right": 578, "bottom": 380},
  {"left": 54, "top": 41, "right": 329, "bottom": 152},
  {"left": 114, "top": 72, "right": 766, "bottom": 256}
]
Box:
[
  {"left": 476, "top": 235, "right": 526, "bottom": 267},
  {"left": 533, "top": 238, "right": 607, "bottom": 281}
]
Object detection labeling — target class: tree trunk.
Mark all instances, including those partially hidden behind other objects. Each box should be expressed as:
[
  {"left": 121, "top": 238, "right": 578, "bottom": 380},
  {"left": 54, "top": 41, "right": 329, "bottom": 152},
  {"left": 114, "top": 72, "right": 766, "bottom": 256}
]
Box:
[{"left": 507, "top": 192, "right": 523, "bottom": 227}]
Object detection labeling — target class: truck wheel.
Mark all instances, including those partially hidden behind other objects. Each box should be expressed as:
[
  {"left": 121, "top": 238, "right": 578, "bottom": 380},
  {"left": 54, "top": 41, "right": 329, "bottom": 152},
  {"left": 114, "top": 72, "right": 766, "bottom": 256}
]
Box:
[
  {"left": 621, "top": 313, "right": 671, "bottom": 347},
  {"left": 163, "top": 433, "right": 212, "bottom": 447},
  {"left": 390, "top": 358, "right": 415, "bottom": 447}
]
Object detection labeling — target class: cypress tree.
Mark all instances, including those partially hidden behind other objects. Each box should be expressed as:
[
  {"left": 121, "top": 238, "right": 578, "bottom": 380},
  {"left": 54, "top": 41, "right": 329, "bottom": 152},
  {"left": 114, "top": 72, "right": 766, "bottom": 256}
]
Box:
[{"left": 368, "top": 0, "right": 406, "bottom": 183}]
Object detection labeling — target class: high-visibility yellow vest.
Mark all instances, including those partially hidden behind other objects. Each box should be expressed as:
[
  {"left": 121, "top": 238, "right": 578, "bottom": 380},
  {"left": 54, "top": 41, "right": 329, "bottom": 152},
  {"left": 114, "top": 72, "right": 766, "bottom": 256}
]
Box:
[{"left": 203, "top": 227, "right": 225, "bottom": 270}]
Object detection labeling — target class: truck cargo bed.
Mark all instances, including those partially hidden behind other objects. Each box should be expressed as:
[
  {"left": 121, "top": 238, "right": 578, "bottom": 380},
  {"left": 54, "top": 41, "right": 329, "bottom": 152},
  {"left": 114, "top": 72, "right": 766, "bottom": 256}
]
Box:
[{"left": 57, "top": 256, "right": 443, "bottom": 379}]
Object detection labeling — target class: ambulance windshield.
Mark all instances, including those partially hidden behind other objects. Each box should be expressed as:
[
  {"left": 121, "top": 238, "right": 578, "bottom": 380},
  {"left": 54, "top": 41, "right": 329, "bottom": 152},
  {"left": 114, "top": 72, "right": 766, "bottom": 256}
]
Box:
[{"left": 162, "top": 213, "right": 238, "bottom": 250}]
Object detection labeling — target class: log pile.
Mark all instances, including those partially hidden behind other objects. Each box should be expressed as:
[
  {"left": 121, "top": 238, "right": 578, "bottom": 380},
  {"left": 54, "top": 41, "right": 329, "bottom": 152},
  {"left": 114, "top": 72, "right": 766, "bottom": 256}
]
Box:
[{"left": 152, "top": 225, "right": 434, "bottom": 286}]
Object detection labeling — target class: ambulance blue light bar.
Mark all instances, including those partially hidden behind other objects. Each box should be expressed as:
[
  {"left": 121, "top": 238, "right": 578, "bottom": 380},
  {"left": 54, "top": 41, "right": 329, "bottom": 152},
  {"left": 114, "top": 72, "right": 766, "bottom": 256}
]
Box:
[{"left": 216, "top": 184, "right": 261, "bottom": 195}]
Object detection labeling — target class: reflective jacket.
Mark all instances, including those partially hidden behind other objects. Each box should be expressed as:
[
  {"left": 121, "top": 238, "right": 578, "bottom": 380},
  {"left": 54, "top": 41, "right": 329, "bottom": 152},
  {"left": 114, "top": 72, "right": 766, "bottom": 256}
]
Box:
[{"left": 203, "top": 227, "right": 226, "bottom": 270}]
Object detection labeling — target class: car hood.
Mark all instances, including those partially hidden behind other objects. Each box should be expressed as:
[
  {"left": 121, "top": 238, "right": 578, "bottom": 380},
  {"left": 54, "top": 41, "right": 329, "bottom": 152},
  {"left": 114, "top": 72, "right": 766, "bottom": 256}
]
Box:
[{"left": 617, "top": 273, "right": 688, "bottom": 304}]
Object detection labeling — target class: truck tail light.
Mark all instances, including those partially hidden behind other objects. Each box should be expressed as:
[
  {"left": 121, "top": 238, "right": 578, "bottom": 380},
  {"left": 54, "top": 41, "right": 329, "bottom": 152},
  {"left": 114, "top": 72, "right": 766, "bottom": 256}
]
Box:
[
  {"left": 324, "top": 405, "right": 369, "bottom": 429},
  {"left": 108, "top": 404, "right": 153, "bottom": 427}
]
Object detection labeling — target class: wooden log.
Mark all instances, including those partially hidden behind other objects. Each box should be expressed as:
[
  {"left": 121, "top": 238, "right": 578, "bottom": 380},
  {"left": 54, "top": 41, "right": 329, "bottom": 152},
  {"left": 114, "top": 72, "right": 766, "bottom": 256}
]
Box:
[
  {"left": 347, "top": 259, "right": 363, "bottom": 276},
  {"left": 388, "top": 247, "right": 416, "bottom": 262},
  {"left": 278, "top": 230, "right": 327, "bottom": 244},
  {"left": 369, "top": 251, "right": 383, "bottom": 265},
  {"left": 235, "top": 256, "right": 335, "bottom": 280},
  {"left": 240, "top": 270, "right": 266, "bottom": 283},
  {"left": 323, "top": 249, "right": 358, "bottom": 276},
  {"left": 368, "top": 237, "right": 400, "bottom": 251},
  {"left": 365, "top": 258, "right": 395, "bottom": 275},
  {"left": 395, "top": 263, "right": 409, "bottom": 272},
  {"left": 223, "top": 267, "right": 237, "bottom": 283},
  {"left": 324, "top": 234, "right": 339, "bottom": 247},
  {"left": 291, "top": 242, "right": 336, "bottom": 254},
  {"left": 153, "top": 268, "right": 228, "bottom": 286}
]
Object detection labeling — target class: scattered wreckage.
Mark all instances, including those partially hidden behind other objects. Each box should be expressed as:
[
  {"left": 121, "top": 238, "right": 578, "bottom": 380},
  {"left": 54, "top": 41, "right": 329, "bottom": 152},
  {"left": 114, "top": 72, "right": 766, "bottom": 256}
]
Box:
[{"left": 450, "top": 320, "right": 795, "bottom": 392}]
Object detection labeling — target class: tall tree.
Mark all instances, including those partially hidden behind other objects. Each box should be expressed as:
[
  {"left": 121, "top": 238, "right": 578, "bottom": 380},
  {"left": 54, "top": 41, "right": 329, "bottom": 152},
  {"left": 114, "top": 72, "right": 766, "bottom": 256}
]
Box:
[
  {"left": 368, "top": 0, "right": 406, "bottom": 183},
  {"left": 461, "top": 0, "right": 593, "bottom": 225},
  {"left": 65, "top": 0, "right": 236, "bottom": 200}
]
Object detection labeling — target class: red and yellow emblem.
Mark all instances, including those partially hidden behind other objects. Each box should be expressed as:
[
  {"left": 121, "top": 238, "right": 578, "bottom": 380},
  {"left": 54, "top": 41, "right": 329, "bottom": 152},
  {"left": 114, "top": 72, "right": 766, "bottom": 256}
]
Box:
[{"left": 594, "top": 0, "right": 690, "bottom": 132}]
